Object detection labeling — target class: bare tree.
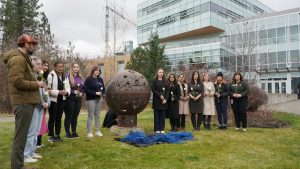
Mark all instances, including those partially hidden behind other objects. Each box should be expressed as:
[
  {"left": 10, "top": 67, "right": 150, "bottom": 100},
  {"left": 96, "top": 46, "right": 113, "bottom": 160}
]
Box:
[{"left": 225, "top": 20, "right": 264, "bottom": 81}]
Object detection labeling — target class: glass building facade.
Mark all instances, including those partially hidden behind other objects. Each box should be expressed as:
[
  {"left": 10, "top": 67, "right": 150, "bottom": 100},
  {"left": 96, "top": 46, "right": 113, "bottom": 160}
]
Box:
[
  {"left": 137, "top": 0, "right": 300, "bottom": 94},
  {"left": 225, "top": 8, "right": 300, "bottom": 94},
  {"left": 137, "top": 0, "right": 273, "bottom": 70}
]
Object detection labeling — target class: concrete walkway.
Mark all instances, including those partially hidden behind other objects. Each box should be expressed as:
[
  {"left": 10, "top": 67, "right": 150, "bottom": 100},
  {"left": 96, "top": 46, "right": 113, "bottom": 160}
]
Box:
[
  {"left": 270, "top": 100, "right": 300, "bottom": 115},
  {"left": 0, "top": 116, "right": 15, "bottom": 122}
]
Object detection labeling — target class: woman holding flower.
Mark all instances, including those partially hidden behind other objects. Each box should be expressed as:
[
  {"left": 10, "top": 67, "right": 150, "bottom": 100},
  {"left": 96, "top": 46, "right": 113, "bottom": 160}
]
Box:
[
  {"left": 64, "top": 63, "right": 85, "bottom": 138},
  {"left": 47, "top": 61, "right": 71, "bottom": 142},
  {"left": 229, "top": 72, "right": 249, "bottom": 132},
  {"left": 84, "top": 66, "right": 105, "bottom": 137},
  {"left": 202, "top": 73, "right": 216, "bottom": 130},
  {"left": 214, "top": 72, "right": 229, "bottom": 129},
  {"left": 178, "top": 73, "right": 189, "bottom": 130},
  {"left": 188, "top": 71, "right": 204, "bottom": 131},
  {"left": 167, "top": 73, "right": 181, "bottom": 132},
  {"left": 24, "top": 57, "right": 50, "bottom": 163},
  {"left": 36, "top": 60, "right": 50, "bottom": 147},
  {"left": 152, "top": 68, "right": 169, "bottom": 134}
]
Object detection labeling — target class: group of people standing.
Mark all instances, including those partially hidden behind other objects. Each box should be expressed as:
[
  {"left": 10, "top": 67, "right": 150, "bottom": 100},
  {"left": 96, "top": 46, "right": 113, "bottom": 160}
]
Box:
[
  {"left": 4, "top": 34, "right": 250, "bottom": 169},
  {"left": 4, "top": 34, "right": 106, "bottom": 169},
  {"left": 151, "top": 68, "right": 249, "bottom": 134}
]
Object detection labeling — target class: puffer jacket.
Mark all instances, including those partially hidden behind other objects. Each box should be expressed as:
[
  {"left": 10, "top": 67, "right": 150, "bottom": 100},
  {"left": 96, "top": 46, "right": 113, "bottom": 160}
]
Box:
[{"left": 3, "top": 48, "right": 40, "bottom": 105}]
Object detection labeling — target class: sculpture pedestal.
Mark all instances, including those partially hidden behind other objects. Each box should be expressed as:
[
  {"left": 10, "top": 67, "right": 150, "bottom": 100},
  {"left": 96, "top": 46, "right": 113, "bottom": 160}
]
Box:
[
  {"left": 117, "top": 115, "right": 137, "bottom": 127},
  {"left": 110, "top": 125, "right": 144, "bottom": 136}
]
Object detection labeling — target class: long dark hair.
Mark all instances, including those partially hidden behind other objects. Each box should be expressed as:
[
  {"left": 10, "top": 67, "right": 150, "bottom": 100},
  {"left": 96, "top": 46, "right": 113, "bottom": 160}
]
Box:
[
  {"left": 232, "top": 71, "right": 243, "bottom": 83},
  {"left": 190, "top": 71, "right": 201, "bottom": 85},
  {"left": 167, "top": 72, "right": 177, "bottom": 85},
  {"left": 90, "top": 66, "right": 101, "bottom": 77},
  {"left": 53, "top": 60, "right": 64, "bottom": 75},
  {"left": 42, "top": 59, "right": 49, "bottom": 79}
]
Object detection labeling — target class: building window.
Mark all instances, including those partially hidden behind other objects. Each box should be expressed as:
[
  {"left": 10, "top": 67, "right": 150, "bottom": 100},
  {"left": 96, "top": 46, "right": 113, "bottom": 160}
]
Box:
[
  {"left": 281, "top": 82, "right": 286, "bottom": 93},
  {"left": 268, "top": 83, "right": 272, "bottom": 93},
  {"left": 277, "top": 27, "right": 285, "bottom": 37},
  {"left": 277, "top": 51, "right": 286, "bottom": 63},
  {"left": 268, "top": 28, "right": 276, "bottom": 38},
  {"left": 275, "top": 82, "right": 280, "bottom": 93},
  {"left": 117, "top": 61, "right": 125, "bottom": 72},
  {"left": 290, "top": 50, "right": 300, "bottom": 63},
  {"left": 289, "top": 25, "right": 299, "bottom": 35}
]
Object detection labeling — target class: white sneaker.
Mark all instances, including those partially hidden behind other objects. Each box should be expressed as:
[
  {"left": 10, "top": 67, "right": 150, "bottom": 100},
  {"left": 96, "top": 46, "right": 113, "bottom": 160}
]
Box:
[
  {"left": 235, "top": 128, "right": 240, "bottom": 131},
  {"left": 24, "top": 156, "right": 38, "bottom": 163},
  {"left": 155, "top": 131, "right": 160, "bottom": 134},
  {"left": 31, "top": 153, "right": 42, "bottom": 159},
  {"left": 160, "top": 131, "right": 165, "bottom": 134},
  {"left": 87, "top": 133, "right": 94, "bottom": 138},
  {"left": 95, "top": 131, "right": 103, "bottom": 137},
  {"left": 242, "top": 128, "right": 247, "bottom": 132},
  {"left": 36, "top": 144, "right": 45, "bottom": 149}
]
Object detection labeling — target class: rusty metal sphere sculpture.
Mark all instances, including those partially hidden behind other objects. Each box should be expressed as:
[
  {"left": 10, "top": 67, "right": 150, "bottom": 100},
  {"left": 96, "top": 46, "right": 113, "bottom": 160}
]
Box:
[{"left": 105, "top": 70, "right": 151, "bottom": 127}]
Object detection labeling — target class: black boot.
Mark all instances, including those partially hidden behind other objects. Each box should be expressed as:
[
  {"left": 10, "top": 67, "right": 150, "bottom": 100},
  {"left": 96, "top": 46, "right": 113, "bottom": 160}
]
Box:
[{"left": 207, "top": 124, "right": 211, "bottom": 130}]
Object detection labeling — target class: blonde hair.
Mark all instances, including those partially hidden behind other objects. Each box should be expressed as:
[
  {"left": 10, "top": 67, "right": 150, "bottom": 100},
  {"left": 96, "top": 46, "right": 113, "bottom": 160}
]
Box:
[
  {"left": 69, "top": 63, "right": 84, "bottom": 87},
  {"left": 31, "top": 56, "right": 41, "bottom": 66},
  {"left": 202, "top": 73, "right": 210, "bottom": 82}
]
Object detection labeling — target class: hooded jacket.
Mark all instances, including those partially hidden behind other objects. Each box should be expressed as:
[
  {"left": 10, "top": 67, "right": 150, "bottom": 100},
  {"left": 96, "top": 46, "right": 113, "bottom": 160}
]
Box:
[{"left": 3, "top": 48, "right": 40, "bottom": 105}]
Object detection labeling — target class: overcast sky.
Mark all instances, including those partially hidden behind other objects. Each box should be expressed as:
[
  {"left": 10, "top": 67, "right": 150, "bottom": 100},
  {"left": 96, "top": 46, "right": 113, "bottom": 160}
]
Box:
[{"left": 39, "top": 0, "right": 300, "bottom": 58}]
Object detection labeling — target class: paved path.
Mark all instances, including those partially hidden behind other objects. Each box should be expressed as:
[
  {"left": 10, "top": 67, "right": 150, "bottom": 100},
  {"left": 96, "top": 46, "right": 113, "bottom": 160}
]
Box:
[
  {"left": 0, "top": 116, "right": 15, "bottom": 122},
  {"left": 270, "top": 100, "right": 300, "bottom": 115},
  {"left": 0, "top": 111, "right": 89, "bottom": 123}
]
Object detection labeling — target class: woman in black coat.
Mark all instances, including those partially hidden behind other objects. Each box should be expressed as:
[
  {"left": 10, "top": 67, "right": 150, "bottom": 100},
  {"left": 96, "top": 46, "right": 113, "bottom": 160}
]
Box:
[
  {"left": 152, "top": 68, "right": 169, "bottom": 134},
  {"left": 167, "top": 73, "right": 181, "bottom": 132},
  {"left": 229, "top": 72, "right": 249, "bottom": 132},
  {"left": 188, "top": 71, "right": 204, "bottom": 131}
]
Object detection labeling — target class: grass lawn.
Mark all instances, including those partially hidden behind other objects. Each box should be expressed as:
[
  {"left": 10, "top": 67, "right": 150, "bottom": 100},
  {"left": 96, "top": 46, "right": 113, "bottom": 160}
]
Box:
[{"left": 0, "top": 109, "right": 299, "bottom": 169}]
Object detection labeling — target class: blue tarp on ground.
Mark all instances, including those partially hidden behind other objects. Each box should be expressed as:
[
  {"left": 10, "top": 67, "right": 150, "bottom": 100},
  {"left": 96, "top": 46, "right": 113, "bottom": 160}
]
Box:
[{"left": 119, "top": 131, "right": 193, "bottom": 147}]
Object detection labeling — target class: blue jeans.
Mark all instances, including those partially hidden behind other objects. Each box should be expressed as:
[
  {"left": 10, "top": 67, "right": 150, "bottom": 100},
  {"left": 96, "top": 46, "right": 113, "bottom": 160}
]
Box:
[
  {"left": 216, "top": 101, "right": 228, "bottom": 126},
  {"left": 24, "top": 106, "right": 43, "bottom": 159},
  {"left": 154, "top": 109, "right": 166, "bottom": 132}
]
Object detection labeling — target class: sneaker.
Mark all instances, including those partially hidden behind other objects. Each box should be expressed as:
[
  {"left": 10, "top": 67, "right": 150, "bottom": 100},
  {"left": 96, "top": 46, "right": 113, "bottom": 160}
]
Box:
[
  {"left": 95, "top": 131, "right": 103, "bottom": 137},
  {"left": 48, "top": 136, "right": 54, "bottom": 143},
  {"left": 235, "top": 128, "right": 241, "bottom": 131},
  {"left": 87, "top": 133, "right": 94, "bottom": 138},
  {"left": 36, "top": 144, "right": 45, "bottom": 149},
  {"left": 160, "top": 131, "right": 165, "bottom": 134},
  {"left": 31, "top": 153, "right": 42, "bottom": 159},
  {"left": 72, "top": 133, "right": 79, "bottom": 138},
  {"left": 53, "top": 136, "right": 63, "bottom": 142},
  {"left": 65, "top": 134, "right": 74, "bottom": 139},
  {"left": 24, "top": 157, "right": 38, "bottom": 163},
  {"left": 242, "top": 128, "right": 247, "bottom": 132},
  {"left": 155, "top": 131, "right": 160, "bottom": 134}
]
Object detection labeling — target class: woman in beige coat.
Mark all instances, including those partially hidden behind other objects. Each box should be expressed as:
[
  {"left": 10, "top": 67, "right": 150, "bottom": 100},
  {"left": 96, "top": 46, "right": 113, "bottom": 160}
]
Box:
[
  {"left": 202, "top": 73, "right": 216, "bottom": 130},
  {"left": 178, "top": 73, "right": 189, "bottom": 130}
]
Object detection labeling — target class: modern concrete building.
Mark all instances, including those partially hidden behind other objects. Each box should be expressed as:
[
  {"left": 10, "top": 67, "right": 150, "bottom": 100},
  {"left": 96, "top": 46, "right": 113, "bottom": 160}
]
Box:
[{"left": 137, "top": 0, "right": 300, "bottom": 94}]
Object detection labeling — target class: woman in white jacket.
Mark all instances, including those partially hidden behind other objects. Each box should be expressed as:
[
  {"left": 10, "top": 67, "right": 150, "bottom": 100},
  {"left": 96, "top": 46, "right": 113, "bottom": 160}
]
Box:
[
  {"left": 47, "top": 61, "right": 70, "bottom": 142},
  {"left": 202, "top": 73, "right": 216, "bottom": 130}
]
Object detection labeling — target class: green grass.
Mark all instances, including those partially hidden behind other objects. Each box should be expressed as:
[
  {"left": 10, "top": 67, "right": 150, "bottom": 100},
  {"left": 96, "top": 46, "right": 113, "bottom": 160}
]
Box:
[{"left": 0, "top": 109, "right": 300, "bottom": 169}]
